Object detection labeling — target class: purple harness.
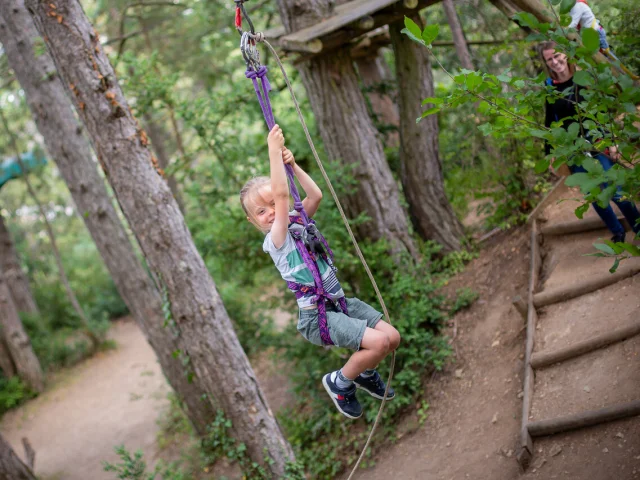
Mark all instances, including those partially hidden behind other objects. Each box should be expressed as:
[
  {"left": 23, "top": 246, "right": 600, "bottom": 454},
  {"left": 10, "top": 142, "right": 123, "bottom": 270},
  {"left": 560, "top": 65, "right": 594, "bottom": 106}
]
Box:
[{"left": 246, "top": 65, "right": 347, "bottom": 345}]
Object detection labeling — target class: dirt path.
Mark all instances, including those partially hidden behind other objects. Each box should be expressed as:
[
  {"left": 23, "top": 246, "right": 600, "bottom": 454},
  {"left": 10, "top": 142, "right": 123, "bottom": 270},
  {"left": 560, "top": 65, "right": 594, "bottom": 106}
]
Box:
[
  {"left": 0, "top": 319, "right": 171, "bottom": 480},
  {"left": 347, "top": 185, "right": 640, "bottom": 480}
]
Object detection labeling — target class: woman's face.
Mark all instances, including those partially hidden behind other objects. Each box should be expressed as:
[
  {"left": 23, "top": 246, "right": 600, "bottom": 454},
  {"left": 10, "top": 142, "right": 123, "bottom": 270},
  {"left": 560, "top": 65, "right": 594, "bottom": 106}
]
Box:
[{"left": 543, "top": 49, "right": 569, "bottom": 77}]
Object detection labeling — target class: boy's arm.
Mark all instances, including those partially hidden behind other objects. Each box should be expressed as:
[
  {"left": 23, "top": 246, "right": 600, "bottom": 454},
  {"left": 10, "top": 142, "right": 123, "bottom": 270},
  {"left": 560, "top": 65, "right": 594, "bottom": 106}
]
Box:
[
  {"left": 282, "top": 148, "right": 323, "bottom": 218},
  {"left": 269, "top": 126, "right": 291, "bottom": 249},
  {"left": 295, "top": 165, "right": 323, "bottom": 218}
]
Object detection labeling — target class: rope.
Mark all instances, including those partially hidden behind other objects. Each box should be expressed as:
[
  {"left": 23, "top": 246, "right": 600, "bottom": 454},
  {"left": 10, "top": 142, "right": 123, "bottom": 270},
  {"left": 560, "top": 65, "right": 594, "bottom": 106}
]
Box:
[{"left": 254, "top": 35, "right": 397, "bottom": 480}]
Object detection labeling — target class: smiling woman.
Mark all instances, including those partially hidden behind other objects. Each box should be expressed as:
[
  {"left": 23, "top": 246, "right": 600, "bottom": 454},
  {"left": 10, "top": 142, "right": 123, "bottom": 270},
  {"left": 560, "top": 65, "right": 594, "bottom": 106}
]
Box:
[{"left": 539, "top": 40, "right": 640, "bottom": 244}]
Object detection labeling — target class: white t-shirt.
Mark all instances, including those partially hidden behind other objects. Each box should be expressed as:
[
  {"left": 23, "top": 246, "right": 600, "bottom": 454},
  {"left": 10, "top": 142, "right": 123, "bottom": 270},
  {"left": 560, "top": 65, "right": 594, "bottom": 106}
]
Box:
[
  {"left": 263, "top": 230, "right": 344, "bottom": 309},
  {"left": 569, "top": 2, "right": 599, "bottom": 30}
]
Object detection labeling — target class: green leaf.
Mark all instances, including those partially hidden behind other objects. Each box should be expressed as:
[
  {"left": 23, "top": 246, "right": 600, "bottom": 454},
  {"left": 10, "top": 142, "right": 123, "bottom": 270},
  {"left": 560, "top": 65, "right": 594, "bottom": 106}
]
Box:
[
  {"left": 594, "top": 242, "right": 615, "bottom": 255},
  {"left": 559, "top": 13, "right": 572, "bottom": 26},
  {"left": 567, "top": 122, "right": 580, "bottom": 138},
  {"left": 609, "top": 257, "right": 621, "bottom": 273},
  {"left": 465, "top": 72, "right": 483, "bottom": 90},
  {"left": 603, "top": 239, "right": 625, "bottom": 255},
  {"left": 535, "top": 157, "right": 550, "bottom": 174},
  {"left": 573, "top": 70, "right": 593, "bottom": 86},
  {"left": 513, "top": 12, "right": 539, "bottom": 29},
  {"left": 400, "top": 27, "right": 424, "bottom": 45},
  {"left": 550, "top": 0, "right": 562, "bottom": 5},
  {"left": 421, "top": 24, "right": 440, "bottom": 45},
  {"left": 404, "top": 17, "right": 422, "bottom": 40},
  {"left": 421, "top": 96, "right": 444, "bottom": 106},
  {"left": 574, "top": 202, "right": 590, "bottom": 219},
  {"left": 421, "top": 106, "right": 440, "bottom": 117},
  {"left": 559, "top": 0, "right": 576, "bottom": 15},
  {"left": 477, "top": 123, "right": 493, "bottom": 136},
  {"left": 529, "top": 129, "right": 548, "bottom": 139},
  {"left": 581, "top": 27, "right": 600, "bottom": 52},
  {"left": 618, "top": 242, "right": 640, "bottom": 256}
]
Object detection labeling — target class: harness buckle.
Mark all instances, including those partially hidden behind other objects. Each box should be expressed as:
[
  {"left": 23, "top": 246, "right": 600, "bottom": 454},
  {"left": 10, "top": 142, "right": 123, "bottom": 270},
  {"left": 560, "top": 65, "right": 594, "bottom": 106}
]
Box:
[{"left": 303, "top": 223, "right": 326, "bottom": 256}]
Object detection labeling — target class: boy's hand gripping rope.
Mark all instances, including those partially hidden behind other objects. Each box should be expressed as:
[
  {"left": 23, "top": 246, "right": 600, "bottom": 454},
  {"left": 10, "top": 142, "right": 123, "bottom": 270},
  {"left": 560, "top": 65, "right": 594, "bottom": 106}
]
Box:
[{"left": 236, "top": 4, "right": 396, "bottom": 478}]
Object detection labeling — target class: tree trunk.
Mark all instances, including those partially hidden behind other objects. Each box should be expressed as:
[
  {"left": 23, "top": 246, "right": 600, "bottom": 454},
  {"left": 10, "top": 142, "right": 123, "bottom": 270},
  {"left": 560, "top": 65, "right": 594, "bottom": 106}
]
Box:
[
  {"left": 143, "top": 113, "right": 185, "bottom": 213},
  {"left": 0, "top": 101, "right": 100, "bottom": 350},
  {"left": 0, "top": 0, "right": 214, "bottom": 436},
  {"left": 389, "top": 14, "right": 465, "bottom": 253},
  {"left": 25, "top": 0, "right": 294, "bottom": 474},
  {"left": 0, "top": 276, "right": 44, "bottom": 393},
  {"left": 0, "top": 338, "right": 16, "bottom": 379},
  {"left": 442, "top": 0, "right": 474, "bottom": 71},
  {"left": 0, "top": 434, "right": 36, "bottom": 480},
  {"left": 354, "top": 52, "right": 400, "bottom": 148},
  {"left": 0, "top": 214, "right": 39, "bottom": 315},
  {"left": 276, "top": 0, "right": 417, "bottom": 258}
]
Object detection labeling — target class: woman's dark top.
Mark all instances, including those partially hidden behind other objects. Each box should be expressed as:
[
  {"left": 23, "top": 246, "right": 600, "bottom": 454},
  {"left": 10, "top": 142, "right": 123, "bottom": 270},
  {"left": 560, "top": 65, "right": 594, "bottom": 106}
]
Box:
[{"left": 544, "top": 76, "right": 587, "bottom": 156}]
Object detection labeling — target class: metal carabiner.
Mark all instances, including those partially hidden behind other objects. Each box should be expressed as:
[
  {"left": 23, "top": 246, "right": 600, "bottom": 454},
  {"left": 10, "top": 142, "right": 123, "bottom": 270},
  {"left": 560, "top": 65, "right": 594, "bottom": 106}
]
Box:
[{"left": 240, "top": 31, "right": 260, "bottom": 71}]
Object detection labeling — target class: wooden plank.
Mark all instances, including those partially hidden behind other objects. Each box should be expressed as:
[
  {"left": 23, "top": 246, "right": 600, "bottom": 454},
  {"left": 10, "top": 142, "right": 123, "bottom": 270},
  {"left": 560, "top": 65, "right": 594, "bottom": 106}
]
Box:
[
  {"left": 530, "top": 319, "right": 640, "bottom": 369},
  {"left": 528, "top": 400, "right": 640, "bottom": 437},
  {"left": 518, "top": 221, "right": 540, "bottom": 469},
  {"left": 516, "top": 426, "right": 533, "bottom": 469},
  {"left": 533, "top": 263, "right": 640, "bottom": 308},
  {"left": 541, "top": 215, "right": 628, "bottom": 236},
  {"left": 283, "top": 0, "right": 400, "bottom": 44}
]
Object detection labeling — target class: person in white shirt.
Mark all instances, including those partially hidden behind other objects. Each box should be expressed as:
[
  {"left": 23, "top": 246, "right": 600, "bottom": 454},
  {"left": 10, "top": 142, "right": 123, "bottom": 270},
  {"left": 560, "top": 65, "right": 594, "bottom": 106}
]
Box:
[{"left": 569, "top": 0, "right": 612, "bottom": 53}]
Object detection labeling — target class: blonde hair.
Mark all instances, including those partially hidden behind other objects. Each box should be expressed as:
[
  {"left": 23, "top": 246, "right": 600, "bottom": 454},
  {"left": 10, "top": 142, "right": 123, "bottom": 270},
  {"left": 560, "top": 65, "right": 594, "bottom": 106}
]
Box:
[
  {"left": 240, "top": 176, "right": 272, "bottom": 232},
  {"left": 538, "top": 41, "right": 576, "bottom": 80}
]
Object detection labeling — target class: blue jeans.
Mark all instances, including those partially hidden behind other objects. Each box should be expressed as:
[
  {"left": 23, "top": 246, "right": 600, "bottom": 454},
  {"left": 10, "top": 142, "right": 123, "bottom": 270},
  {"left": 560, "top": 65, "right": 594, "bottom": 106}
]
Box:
[
  {"left": 598, "top": 27, "right": 619, "bottom": 60},
  {"left": 569, "top": 153, "right": 640, "bottom": 237}
]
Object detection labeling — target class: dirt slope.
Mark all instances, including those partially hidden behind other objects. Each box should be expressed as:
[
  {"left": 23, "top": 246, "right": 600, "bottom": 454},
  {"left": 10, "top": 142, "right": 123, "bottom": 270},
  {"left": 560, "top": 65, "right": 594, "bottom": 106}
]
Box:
[{"left": 346, "top": 185, "right": 640, "bottom": 480}]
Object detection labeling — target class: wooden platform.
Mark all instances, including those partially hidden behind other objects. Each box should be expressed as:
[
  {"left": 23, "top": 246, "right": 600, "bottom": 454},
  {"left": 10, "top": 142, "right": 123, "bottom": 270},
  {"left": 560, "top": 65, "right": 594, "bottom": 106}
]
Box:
[{"left": 264, "top": 0, "right": 439, "bottom": 54}]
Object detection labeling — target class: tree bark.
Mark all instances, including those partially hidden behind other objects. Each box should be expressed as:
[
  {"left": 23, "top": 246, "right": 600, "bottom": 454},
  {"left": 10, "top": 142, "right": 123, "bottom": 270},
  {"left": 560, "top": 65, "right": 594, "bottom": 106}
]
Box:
[
  {"left": 442, "top": 0, "right": 474, "bottom": 71},
  {"left": 25, "top": 0, "right": 294, "bottom": 474},
  {"left": 0, "top": 338, "right": 16, "bottom": 379},
  {"left": 0, "top": 276, "right": 44, "bottom": 393},
  {"left": 0, "top": 214, "right": 39, "bottom": 315},
  {"left": 354, "top": 52, "right": 400, "bottom": 148},
  {"left": 0, "top": 434, "right": 36, "bottom": 480},
  {"left": 143, "top": 113, "right": 184, "bottom": 213},
  {"left": 389, "top": 14, "right": 465, "bottom": 252},
  {"left": 0, "top": 0, "right": 215, "bottom": 436},
  {"left": 276, "top": 0, "right": 417, "bottom": 258}
]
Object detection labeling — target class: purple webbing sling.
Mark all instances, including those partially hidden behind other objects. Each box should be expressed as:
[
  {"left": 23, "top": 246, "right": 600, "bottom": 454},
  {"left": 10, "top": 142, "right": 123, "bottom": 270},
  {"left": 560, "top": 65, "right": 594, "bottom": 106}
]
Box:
[{"left": 246, "top": 65, "right": 347, "bottom": 345}]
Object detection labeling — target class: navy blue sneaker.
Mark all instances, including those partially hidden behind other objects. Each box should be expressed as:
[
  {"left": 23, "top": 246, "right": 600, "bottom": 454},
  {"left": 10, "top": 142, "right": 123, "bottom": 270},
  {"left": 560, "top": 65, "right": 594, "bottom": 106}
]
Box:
[
  {"left": 322, "top": 373, "right": 363, "bottom": 419},
  {"left": 354, "top": 371, "right": 395, "bottom": 400}
]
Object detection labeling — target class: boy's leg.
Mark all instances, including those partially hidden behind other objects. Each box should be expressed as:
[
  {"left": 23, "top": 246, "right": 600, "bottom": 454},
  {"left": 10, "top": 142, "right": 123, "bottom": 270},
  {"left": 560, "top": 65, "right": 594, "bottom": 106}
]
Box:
[
  {"left": 374, "top": 320, "right": 401, "bottom": 351},
  {"left": 322, "top": 319, "right": 390, "bottom": 419},
  {"left": 341, "top": 328, "right": 390, "bottom": 379},
  {"left": 349, "top": 326, "right": 398, "bottom": 400}
]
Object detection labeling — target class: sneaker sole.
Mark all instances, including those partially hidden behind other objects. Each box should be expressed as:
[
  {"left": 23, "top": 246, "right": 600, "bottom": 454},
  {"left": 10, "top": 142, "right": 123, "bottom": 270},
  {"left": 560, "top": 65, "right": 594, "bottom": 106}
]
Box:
[
  {"left": 322, "top": 375, "right": 362, "bottom": 419},
  {"left": 355, "top": 383, "right": 396, "bottom": 401}
]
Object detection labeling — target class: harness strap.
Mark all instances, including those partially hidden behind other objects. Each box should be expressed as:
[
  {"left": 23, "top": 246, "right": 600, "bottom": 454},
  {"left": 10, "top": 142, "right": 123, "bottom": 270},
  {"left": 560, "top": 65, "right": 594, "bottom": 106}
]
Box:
[{"left": 287, "top": 217, "right": 347, "bottom": 345}]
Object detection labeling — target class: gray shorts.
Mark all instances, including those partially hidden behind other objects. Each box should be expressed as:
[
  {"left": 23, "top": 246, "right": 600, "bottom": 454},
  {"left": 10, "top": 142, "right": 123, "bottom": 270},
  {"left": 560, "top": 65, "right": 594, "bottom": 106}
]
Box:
[{"left": 297, "top": 297, "right": 382, "bottom": 350}]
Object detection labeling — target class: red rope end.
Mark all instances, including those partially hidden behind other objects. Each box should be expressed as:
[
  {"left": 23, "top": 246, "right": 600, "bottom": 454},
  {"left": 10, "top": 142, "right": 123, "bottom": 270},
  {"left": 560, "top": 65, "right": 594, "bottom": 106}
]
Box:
[{"left": 235, "top": 7, "right": 242, "bottom": 29}]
